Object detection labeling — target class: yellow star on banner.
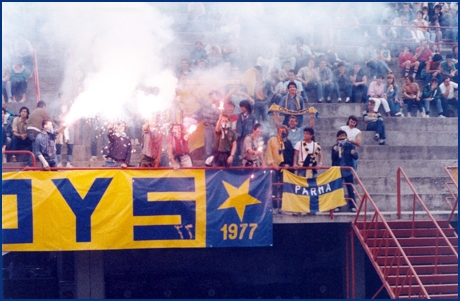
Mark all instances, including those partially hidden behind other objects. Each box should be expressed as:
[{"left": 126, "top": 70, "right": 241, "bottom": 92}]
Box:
[{"left": 218, "top": 179, "right": 261, "bottom": 222}]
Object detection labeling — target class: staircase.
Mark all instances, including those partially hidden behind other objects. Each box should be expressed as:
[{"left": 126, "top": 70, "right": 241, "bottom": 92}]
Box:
[
  {"left": 355, "top": 220, "right": 458, "bottom": 299},
  {"left": 352, "top": 167, "right": 458, "bottom": 299}
]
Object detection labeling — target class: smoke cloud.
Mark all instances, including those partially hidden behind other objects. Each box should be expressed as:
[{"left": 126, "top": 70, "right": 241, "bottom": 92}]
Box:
[{"left": 3, "top": 2, "right": 391, "bottom": 126}]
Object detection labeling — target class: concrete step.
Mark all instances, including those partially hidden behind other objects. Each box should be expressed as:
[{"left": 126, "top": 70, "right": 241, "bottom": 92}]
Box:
[
  {"left": 367, "top": 193, "right": 453, "bottom": 212},
  {"left": 313, "top": 116, "right": 458, "bottom": 132},
  {"left": 315, "top": 131, "right": 458, "bottom": 147},
  {"left": 349, "top": 160, "right": 457, "bottom": 178},
  {"left": 360, "top": 176, "right": 450, "bottom": 195},
  {"left": 339, "top": 145, "right": 457, "bottom": 161}
]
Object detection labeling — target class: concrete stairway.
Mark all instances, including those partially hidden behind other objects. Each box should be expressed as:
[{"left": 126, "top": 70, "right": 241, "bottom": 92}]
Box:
[{"left": 308, "top": 102, "right": 458, "bottom": 213}]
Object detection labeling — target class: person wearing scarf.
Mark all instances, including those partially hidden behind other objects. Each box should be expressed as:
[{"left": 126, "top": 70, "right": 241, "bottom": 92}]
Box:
[
  {"left": 331, "top": 130, "right": 359, "bottom": 212},
  {"left": 274, "top": 81, "right": 305, "bottom": 126},
  {"left": 293, "top": 127, "right": 322, "bottom": 178}
]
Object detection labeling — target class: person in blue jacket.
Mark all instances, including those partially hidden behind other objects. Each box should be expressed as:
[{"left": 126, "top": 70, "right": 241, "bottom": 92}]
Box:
[{"left": 331, "top": 130, "right": 359, "bottom": 212}]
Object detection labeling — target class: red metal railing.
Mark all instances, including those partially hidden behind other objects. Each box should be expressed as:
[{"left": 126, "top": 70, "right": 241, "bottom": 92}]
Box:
[
  {"left": 33, "top": 49, "right": 40, "bottom": 103},
  {"left": 2, "top": 150, "right": 36, "bottom": 169},
  {"left": 396, "top": 166, "right": 458, "bottom": 258},
  {"left": 444, "top": 166, "right": 458, "bottom": 222},
  {"left": 349, "top": 166, "right": 428, "bottom": 299}
]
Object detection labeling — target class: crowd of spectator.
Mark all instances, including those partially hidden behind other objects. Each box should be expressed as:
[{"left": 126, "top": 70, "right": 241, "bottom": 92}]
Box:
[
  {"left": 2, "top": 2, "right": 459, "bottom": 215},
  {"left": 2, "top": 35, "right": 35, "bottom": 104},
  {"left": 2, "top": 3, "right": 458, "bottom": 174}
]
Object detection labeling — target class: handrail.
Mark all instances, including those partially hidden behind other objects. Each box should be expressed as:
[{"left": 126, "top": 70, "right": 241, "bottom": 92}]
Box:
[
  {"left": 444, "top": 166, "right": 458, "bottom": 223},
  {"left": 2, "top": 150, "right": 36, "bottom": 169},
  {"left": 33, "top": 49, "right": 40, "bottom": 103},
  {"left": 348, "top": 166, "right": 429, "bottom": 299},
  {"left": 397, "top": 167, "right": 458, "bottom": 258}
]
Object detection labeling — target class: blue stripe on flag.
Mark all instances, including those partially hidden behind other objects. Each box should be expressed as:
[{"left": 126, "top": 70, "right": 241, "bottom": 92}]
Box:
[{"left": 307, "top": 178, "right": 319, "bottom": 212}]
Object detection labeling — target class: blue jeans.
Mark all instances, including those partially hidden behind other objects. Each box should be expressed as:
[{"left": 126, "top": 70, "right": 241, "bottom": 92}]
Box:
[
  {"left": 334, "top": 82, "right": 352, "bottom": 99},
  {"left": 388, "top": 99, "right": 401, "bottom": 116},
  {"left": 441, "top": 98, "right": 457, "bottom": 117},
  {"left": 320, "top": 81, "right": 334, "bottom": 99},
  {"left": 254, "top": 100, "right": 268, "bottom": 123},
  {"left": 351, "top": 84, "right": 368, "bottom": 103},
  {"left": 343, "top": 174, "right": 356, "bottom": 209},
  {"left": 405, "top": 99, "right": 423, "bottom": 115},
  {"left": 366, "top": 120, "right": 385, "bottom": 140},
  {"left": 304, "top": 82, "right": 323, "bottom": 101},
  {"left": 422, "top": 98, "right": 443, "bottom": 116}
]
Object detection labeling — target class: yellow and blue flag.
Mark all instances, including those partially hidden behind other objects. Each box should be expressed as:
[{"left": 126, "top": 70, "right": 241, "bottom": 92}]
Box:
[
  {"left": 282, "top": 167, "right": 346, "bottom": 213},
  {"left": 2, "top": 169, "right": 272, "bottom": 251}
]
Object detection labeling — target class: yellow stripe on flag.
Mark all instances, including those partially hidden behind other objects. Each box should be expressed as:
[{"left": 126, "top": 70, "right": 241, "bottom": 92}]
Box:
[{"left": 281, "top": 167, "right": 346, "bottom": 213}]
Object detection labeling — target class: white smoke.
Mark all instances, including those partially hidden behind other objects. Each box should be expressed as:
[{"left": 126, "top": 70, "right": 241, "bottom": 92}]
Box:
[{"left": 34, "top": 2, "right": 178, "bottom": 124}]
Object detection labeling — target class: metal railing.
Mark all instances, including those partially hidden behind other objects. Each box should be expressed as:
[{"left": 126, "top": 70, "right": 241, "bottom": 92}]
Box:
[
  {"left": 2, "top": 150, "right": 36, "bottom": 169},
  {"left": 350, "top": 166, "right": 429, "bottom": 299},
  {"left": 33, "top": 50, "right": 40, "bottom": 103},
  {"left": 444, "top": 166, "right": 458, "bottom": 223},
  {"left": 396, "top": 166, "right": 458, "bottom": 257}
]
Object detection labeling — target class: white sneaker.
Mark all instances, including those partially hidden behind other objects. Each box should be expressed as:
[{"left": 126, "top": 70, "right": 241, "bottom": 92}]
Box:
[
  {"left": 326, "top": 96, "right": 331, "bottom": 102},
  {"left": 66, "top": 162, "right": 73, "bottom": 168},
  {"left": 395, "top": 112, "right": 402, "bottom": 117},
  {"left": 345, "top": 97, "right": 350, "bottom": 103},
  {"left": 439, "top": 115, "right": 446, "bottom": 118},
  {"left": 57, "top": 162, "right": 63, "bottom": 167},
  {"left": 318, "top": 98, "right": 323, "bottom": 102},
  {"left": 337, "top": 98, "right": 342, "bottom": 103},
  {"left": 425, "top": 114, "right": 429, "bottom": 118}
]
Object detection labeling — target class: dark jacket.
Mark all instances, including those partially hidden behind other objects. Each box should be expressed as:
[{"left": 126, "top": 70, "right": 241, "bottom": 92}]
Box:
[
  {"left": 107, "top": 129, "right": 132, "bottom": 164},
  {"left": 331, "top": 141, "right": 359, "bottom": 177}
]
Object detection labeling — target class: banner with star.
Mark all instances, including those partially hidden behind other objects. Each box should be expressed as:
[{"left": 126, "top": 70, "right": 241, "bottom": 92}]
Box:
[
  {"left": 205, "top": 169, "right": 273, "bottom": 247},
  {"left": 282, "top": 168, "right": 346, "bottom": 213},
  {"left": 2, "top": 169, "right": 272, "bottom": 252}
]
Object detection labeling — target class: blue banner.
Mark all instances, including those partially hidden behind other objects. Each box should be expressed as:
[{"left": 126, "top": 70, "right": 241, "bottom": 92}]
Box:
[{"left": 205, "top": 170, "right": 273, "bottom": 247}]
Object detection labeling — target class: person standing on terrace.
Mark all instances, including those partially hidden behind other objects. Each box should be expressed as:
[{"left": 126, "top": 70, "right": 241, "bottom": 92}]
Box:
[
  {"left": 167, "top": 123, "right": 193, "bottom": 169},
  {"left": 293, "top": 127, "right": 322, "bottom": 178},
  {"left": 212, "top": 114, "right": 237, "bottom": 167},
  {"left": 331, "top": 130, "right": 358, "bottom": 213},
  {"left": 242, "top": 123, "right": 265, "bottom": 167},
  {"left": 139, "top": 119, "right": 163, "bottom": 168},
  {"left": 105, "top": 121, "right": 131, "bottom": 168},
  {"left": 34, "top": 119, "right": 65, "bottom": 170},
  {"left": 266, "top": 124, "right": 293, "bottom": 214}
]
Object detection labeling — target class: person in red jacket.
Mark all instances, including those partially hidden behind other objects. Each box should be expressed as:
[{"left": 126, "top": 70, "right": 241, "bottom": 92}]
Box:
[{"left": 398, "top": 45, "right": 420, "bottom": 77}]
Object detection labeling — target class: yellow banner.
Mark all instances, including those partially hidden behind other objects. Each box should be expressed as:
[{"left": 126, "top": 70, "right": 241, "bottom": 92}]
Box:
[
  {"left": 268, "top": 103, "right": 317, "bottom": 115},
  {"left": 281, "top": 168, "right": 346, "bottom": 213},
  {"left": 2, "top": 170, "right": 207, "bottom": 251}
]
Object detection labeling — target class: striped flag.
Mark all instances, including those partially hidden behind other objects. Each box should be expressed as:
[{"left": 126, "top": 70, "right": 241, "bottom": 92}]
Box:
[{"left": 282, "top": 167, "right": 346, "bottom": 213}]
